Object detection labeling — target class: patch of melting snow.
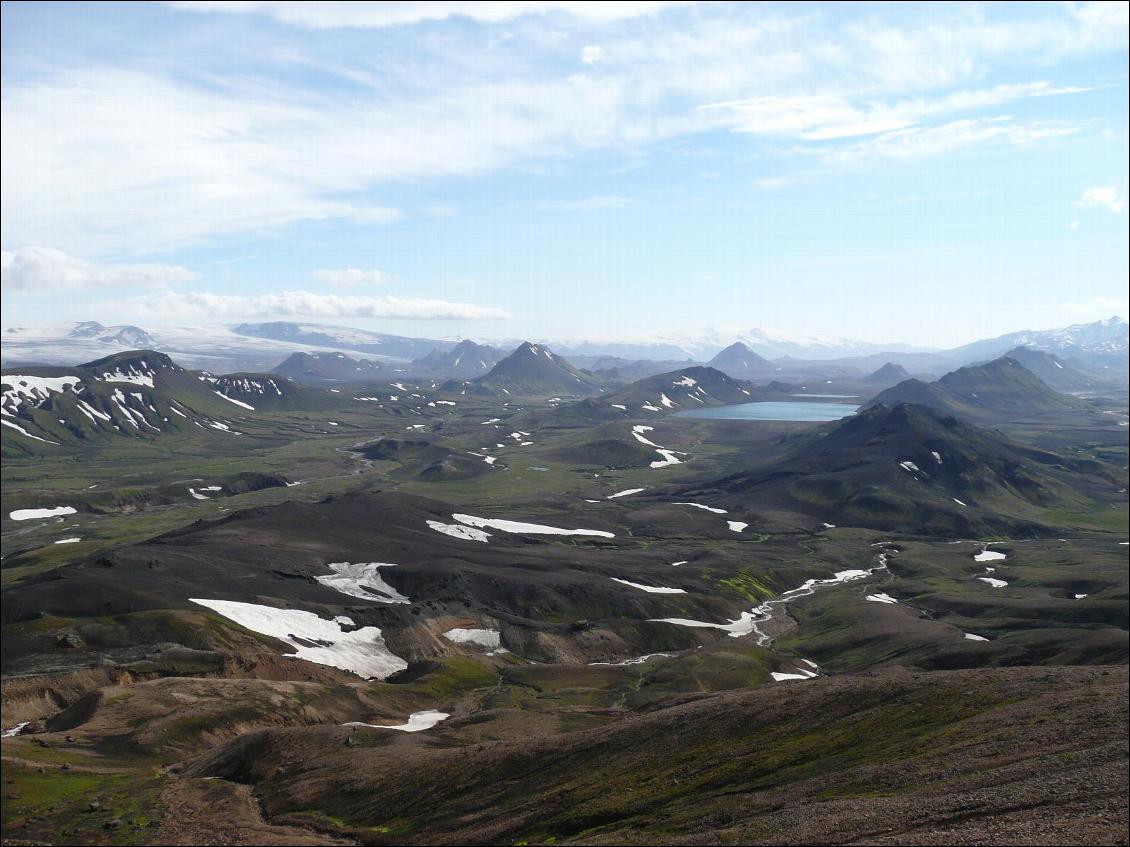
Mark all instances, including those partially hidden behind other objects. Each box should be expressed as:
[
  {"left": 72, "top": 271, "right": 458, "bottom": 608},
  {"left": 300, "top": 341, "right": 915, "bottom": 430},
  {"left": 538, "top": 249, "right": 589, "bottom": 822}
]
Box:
[
  {"left": 771, "top": 669, "right": 819, "bottom": 682},
  {"left": 727, "top": 521, "right": 748, "bottom": 533},
  {"left": 1075, "top": 593, "right": 1088, "bottom": 599},
  {"left": 675, "top": 502, "right": 727, "bottom": 514},
  {"left": 631, "top": 425, "right": 659, "bottom": 447},
  {"left": 188, "top": 488, "right": 211, "bottom": 500},
  {"left": 2, "top": 375, "right": 83, "bottom": 414},
  {"left": 0, "top": 419, "right": 59, "bottom": 444},
  {"left": 590, "top": 652, "right": 674, "bottom": 667},
  {"left": 650, "top": 448, "right": 682, "bottom": 468},
  {"left": 977, "top": 577, "right": 1008, "bottom": 588},
  {"left": 671, "top": 560, "right": 688, "bottom": 567},
  {"left": 100, "top": 368, "right": 154, "bottom": 388},
  {"left": 189, "top": 599, "right": 407, "bottom": 679},
  {"left": 54, "top": 537, "right": 82, "bottom": 544},
  {"left": 610, "top": 578, "right": 686, "bottom": 594},
  {"left": 607, "top": 488, "right": 645, "bottom": 499},
  {"left": 953, "top": 498, "right": 967, "bottom": 507},
  {"left": 974, "top": 550, "right": 1007, "bottom": 562},
  {"left": 443, "top": 628, "right": 503, "bottom": 651},
  {"left": 343, "top": 710, "right": 449, "bottom": 733},
  {"left": 2, "top": 721, "right": 30, "bottom": 738},
  {"left": 427, "top": 520, "right": 491, "bottom": 543},
  {"left": 866, "top": 593, "right": 898, "bottom": 604},
  {"left": 453, "top": 514, "right": 614, "bottom": 538},
  {"left": 213, "top": 391, "right": 255, "bottom": 411},
  {"left": 10, "top": 506, "right": 77, "bottom": 521},
  {"left": 964, "top": 633, "right": 989, "bottom": 641},
  {"left": 652, "top": 558, "right": 888, "bottom": 646},
  {"left": 317, "top": 562, "right": 410, "bottom": 604}
]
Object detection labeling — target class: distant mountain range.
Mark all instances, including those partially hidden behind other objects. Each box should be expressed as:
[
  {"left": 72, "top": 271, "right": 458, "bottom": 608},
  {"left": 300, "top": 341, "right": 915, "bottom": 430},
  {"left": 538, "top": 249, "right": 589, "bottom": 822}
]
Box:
[
  {"left": 234, "top": 322, "right": 454, "bottom": 361},
  {"left": 2, "top": 318, "right": 1125, "bottom": 378}
]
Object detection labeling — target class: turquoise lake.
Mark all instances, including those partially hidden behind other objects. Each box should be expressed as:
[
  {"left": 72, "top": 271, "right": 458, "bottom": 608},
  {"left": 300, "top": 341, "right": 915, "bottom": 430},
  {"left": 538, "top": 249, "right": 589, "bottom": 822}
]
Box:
[{"left": 672, "top": 401, "right": 859, "bottom": 422}]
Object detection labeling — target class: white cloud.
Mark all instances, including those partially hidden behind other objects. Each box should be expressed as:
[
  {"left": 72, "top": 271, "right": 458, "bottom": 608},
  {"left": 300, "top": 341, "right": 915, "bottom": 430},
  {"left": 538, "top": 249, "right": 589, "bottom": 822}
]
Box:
[
  {"left": 1, "top": 246, "right": 197, "bottom": 291},
  {"left": 1062, "top": 296, "right": 1129, "bottom": 322},
  {"left": 1077, "top": 186, "right": 1127, "bottom": 213},
  {"left": 823, "top": 118, "right": 1079, "bottom": 163},
  {"left": 119, "top": 290, "right": 511, "bottom": 320},
  {"left": 314, "top": 268, "right": 391, "bottom": 288},
  {"left": 168, "top": 2, "right": 691, "bottom": 28},
  {"left": 580, "top": 45, "right": 605, "bottom": 64},
  {"left": 705, "top": 81, "right": 1087, "bottom": 141},
  {"left": 1, "top": 6, "right": 1120, "bottom": 254}
]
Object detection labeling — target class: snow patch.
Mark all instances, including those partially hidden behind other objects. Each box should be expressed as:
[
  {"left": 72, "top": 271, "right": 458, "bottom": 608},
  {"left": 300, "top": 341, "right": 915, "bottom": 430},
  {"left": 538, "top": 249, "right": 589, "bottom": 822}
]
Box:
[
  {"left": 317, "top": 562, "right": 410, "bottom": 604},
  {"left": 10, "top": 506, "right": 76, "bottom": 521},
  {"left": 453, "top": 514, "right": 614, "bottom": 538},
  {"left": 343, "top": 710, "right": 449, "bottom": 732},
  {"left": 189, "top": 599, "right": 407, "bottom": 679},
  {"left": 610, "top": 577, "right": 686, "bottom": 594},
  {"left": 427, "top": 520, "right": 491, "bottom": 543}
]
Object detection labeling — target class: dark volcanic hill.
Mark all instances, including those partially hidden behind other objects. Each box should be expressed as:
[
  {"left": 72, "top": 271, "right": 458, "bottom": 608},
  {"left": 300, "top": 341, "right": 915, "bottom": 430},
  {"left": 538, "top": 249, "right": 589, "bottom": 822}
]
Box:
[
  {"left": 867, "top": 356, "right": 1086, "bottom": 422},
  {"left": 2, "top": 350, "right": 276, "bottom": 454},
  {"left": 593, "top": 366, "right": 755, "bottom": 417},
  {"left": 997, "top": 346, "right": 1098, "bottom": 393},
  {"left": 211, "top": 373, "right": 331, "bottom": 411},
  {"left": 271, "top": 351, "right": 384, "bottom": 384},
  {"left": 474, "top": 342, "right": 604, "bottom": 396},
  {"left": 413, "top": 340, "right": 504, "bottom": 375},
  {"left": 681, "top": 402, "right": 1109, "bottom": 534},
  {"left": 708, "top": 341, "right": 773, "bottom": 376},
  {"left": 864, "top": 362, "right": 911, "bottom": 384}
]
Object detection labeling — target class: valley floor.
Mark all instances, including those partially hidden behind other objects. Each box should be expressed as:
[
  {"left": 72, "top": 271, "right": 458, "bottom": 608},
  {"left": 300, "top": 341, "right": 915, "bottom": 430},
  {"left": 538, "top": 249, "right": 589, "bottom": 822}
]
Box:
[{"left": 3, "top": 378, "right": 1127, "bottom": 846}]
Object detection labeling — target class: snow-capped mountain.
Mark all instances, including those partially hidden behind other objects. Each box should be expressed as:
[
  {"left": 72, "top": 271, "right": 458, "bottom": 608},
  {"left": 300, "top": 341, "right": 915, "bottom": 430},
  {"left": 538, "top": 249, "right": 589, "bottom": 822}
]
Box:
[
  {"left": 947, "top": 317, "right": 1128, "bottom": 363},
  {"left": 541, "top": 326, "right": 934, "bottom": 361}
]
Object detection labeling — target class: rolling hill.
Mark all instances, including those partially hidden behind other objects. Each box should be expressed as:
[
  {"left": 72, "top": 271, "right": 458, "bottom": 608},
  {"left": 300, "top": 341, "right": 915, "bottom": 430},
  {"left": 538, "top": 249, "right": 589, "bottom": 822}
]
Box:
[
  {"left": 592, "top": 366, "right": 755, "bottom": 416},
  {"left": 864, "top": 362, "right": 911, "bottom": 384},
  {"left": 708, "top": 341, "right": 774, "bottom": 376},
  {"left": 211, "top": 373, "right": 333, "bottom": 411},
  {"left": 271, "top": 351, "right": 385, "bottom": 384},
  {"left": 867, "top": 356, "right": 1087, "bottom": 422},
  {"left": 412, "top": 339, "right": 505, "bottom": 375},
  {"left": 995, "top": 346, "right": 1099, "bottom": 393},
  {"left": 681, "top": 402, "right": 1110, "bottom": 534},
  {"left": 473, "top": 342, "right": 604, "bottom": 396},
  {"left": 2, "top": 351, "right": 275, "bottom": 453}
]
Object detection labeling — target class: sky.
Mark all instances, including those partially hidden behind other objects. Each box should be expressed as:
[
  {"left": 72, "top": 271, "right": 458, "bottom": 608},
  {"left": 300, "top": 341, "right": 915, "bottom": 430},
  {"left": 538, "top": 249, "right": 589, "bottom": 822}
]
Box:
[{"left": 1, "top": 1, "right": 1127, "bottom": 349}]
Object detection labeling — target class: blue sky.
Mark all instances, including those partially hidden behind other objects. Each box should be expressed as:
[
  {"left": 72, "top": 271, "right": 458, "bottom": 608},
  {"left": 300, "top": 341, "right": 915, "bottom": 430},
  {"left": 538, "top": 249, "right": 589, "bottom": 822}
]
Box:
[{"left": 2, "top": 1, "right": 1127, "bottom": 348}]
